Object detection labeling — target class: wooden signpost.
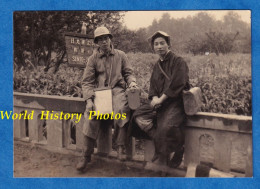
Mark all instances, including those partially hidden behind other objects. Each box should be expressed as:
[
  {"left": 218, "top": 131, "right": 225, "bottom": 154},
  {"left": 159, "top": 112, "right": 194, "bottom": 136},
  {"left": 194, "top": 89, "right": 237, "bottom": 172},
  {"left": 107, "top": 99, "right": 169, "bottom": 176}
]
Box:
[{"left": 64, "top": 32, "right": 95, "bottom": 68}]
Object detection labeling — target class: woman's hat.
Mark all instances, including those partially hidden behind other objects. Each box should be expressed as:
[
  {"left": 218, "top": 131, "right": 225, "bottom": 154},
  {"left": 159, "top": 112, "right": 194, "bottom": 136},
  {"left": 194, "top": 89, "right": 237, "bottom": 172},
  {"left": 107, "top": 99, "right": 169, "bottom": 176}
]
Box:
[{"left": 148, "top": 31, "right": 171, "bottom": 49}]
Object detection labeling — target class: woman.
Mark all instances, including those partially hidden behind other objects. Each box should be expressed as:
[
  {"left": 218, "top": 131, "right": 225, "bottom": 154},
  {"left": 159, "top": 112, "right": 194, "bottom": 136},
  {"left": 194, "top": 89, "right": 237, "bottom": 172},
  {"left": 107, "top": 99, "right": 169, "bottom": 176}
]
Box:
[{"left": 133, "top": 31, "right": 189, "bottom": 168}]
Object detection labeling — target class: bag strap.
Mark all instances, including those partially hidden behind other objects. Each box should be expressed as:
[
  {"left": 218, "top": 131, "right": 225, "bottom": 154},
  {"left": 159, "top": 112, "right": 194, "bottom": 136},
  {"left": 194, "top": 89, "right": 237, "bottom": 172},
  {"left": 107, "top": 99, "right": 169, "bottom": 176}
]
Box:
[
  {"left": 158, "top": 61, "right": 192, "bottom": 91},
  {"left": 157, "top": 61, "right": 170, "bottom": 80}
]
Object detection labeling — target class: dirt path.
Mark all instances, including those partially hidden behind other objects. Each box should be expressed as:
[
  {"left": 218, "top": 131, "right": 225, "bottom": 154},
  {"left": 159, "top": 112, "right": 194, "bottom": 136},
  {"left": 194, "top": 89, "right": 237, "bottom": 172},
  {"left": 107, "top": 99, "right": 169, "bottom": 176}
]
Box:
[{"left": 14, "top": 141, "right": 165, "bottom": 177}]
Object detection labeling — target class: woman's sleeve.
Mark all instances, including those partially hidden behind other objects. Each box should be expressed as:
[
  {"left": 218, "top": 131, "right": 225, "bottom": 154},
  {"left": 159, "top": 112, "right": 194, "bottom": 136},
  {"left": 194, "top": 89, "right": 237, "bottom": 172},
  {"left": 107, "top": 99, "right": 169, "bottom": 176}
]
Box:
[
  {"left": 148, "top": 65, "right": 158, "bottom": 100},
  {"left": 164, "top": 57, "right": 189, "bottom": 98}
]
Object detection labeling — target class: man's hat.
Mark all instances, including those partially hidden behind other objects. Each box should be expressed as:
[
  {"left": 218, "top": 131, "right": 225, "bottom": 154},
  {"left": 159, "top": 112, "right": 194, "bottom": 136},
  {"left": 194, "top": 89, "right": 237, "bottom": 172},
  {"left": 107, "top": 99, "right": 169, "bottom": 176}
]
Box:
[{"left": 94, "top": 26, "right": 113, "bottom": 43}]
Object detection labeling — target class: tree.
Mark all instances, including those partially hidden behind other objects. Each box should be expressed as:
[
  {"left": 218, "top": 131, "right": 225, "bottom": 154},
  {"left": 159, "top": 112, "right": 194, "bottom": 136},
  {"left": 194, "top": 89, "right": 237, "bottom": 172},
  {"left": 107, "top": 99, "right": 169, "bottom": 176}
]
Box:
[
  {"left": 145, "top": 11, "right": 250, "bottom": 54},
  {"left": 205, "top": 31, "right": 239, "bottom": 55},
  {"left": 133, "top": 28, "right": 151, "bottom": 53},
  {"left": 14, "top": 11, "right": 125, "bottom": 72}
]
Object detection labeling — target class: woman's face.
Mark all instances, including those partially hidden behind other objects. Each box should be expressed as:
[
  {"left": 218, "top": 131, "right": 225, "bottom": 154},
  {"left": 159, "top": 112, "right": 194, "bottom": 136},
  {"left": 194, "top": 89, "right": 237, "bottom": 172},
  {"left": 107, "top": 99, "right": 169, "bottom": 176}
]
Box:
[{"left": 153, "top": 37, "right": 169, "bottom": 57}]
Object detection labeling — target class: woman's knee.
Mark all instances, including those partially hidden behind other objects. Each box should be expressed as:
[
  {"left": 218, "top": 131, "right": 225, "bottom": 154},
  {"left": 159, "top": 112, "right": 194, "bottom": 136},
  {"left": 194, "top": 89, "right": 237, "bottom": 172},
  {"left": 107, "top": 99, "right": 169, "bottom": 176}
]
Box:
[{"left": 166, "top": 126, "right": 184, "bottom": 144}]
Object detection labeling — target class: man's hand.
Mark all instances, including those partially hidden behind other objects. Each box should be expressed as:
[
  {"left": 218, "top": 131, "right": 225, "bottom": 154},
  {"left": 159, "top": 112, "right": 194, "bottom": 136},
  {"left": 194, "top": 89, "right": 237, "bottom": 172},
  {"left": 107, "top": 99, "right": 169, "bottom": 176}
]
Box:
[
  {"left": 86, "top": 99, "right": 94, "bottom": 113},
  {"left": 129, "top": 81, "right": 138, "bottom": 89}
]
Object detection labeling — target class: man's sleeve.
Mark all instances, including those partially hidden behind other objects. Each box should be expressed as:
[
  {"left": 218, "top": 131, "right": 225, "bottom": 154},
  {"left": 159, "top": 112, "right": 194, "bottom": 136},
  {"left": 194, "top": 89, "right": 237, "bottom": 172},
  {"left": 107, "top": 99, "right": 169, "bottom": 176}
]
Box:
[
  {"left": 164, "top": 57, "right": 189, "bottom": 98},
  {"left": 121, "top": 52, "right": 136, "bottom": 85},
  {"left": 81, "top": 55, "right": 96, "bottom": 101}
]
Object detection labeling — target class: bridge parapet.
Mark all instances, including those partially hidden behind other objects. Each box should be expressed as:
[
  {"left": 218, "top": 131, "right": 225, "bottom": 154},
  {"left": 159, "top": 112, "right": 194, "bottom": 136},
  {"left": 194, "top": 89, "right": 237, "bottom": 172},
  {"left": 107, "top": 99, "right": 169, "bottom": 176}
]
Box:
[{"left": 13, "top": 92, "right": 252, "bottom": 176}]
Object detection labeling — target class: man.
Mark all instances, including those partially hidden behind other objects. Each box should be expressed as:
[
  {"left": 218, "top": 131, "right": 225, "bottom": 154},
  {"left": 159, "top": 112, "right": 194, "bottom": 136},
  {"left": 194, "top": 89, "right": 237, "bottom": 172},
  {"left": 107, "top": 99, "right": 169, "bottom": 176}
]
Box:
[{"left": 76, "top": 26, "right": 137, "bottom": 172}]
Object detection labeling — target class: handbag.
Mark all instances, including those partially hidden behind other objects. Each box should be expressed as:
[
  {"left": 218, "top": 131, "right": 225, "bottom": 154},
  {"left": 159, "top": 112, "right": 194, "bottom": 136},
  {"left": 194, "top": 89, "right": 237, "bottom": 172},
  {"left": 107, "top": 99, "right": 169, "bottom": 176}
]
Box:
[
  {"left": 182, "top": 87, "right": 202, "bottom": 115},
  {"left": 157, "top": 61, "right": 202, "bottom": 115},
  {"left": 94, "top": 87, "right": 113, "bottom": 114},
  {"left": 93, "top": 60, "right": 114, "bottom": 114}
]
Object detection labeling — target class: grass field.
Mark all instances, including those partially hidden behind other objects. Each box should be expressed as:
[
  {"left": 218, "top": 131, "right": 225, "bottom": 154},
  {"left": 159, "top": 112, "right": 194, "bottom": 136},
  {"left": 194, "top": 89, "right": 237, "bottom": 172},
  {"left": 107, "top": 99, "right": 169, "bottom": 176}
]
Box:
[
  {"left": 127, "top": 52, "right": 251, "bottom": 115},
  {"left": 13, "top": 52, "right": 251, "bottom": 115}
]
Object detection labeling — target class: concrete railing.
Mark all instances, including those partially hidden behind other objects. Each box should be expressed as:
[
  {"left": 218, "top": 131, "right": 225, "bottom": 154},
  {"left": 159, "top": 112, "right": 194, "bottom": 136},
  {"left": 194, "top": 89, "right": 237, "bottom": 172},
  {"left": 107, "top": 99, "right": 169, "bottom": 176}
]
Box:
[
  {"left": 13, "top": 92, "right": 252, "bottom": 176},
  {"left": 13, "top": 92, "right": 134, "bottom": 157}
]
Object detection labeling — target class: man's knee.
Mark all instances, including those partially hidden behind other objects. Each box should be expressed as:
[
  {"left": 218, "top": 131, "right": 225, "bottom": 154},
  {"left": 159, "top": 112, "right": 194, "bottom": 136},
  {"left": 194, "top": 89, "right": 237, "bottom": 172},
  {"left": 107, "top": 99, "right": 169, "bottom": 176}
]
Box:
[
  {"left": 83, "top": 135, "right": 96, "bottom": 156},
  {"left": 116, "top": 125, "right": 127, "bottom": 146}
]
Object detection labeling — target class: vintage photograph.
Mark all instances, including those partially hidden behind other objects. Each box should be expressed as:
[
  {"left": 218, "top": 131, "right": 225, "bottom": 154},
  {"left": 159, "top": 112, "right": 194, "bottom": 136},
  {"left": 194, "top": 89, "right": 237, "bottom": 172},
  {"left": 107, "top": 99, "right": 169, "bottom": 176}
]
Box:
[{"left": 13, "top": 10, "right": 252, "bottom": 177}]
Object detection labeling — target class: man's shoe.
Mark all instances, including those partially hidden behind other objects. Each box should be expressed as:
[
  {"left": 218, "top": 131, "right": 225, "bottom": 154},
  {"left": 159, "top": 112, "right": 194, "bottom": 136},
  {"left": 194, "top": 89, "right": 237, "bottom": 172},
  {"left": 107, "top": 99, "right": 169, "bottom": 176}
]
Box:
[
  {"left": 117, "top": 146, "right": 125, "bottom": 161},
  {"left": 76, "top": 157, "right": 91, "bottom": 171}
]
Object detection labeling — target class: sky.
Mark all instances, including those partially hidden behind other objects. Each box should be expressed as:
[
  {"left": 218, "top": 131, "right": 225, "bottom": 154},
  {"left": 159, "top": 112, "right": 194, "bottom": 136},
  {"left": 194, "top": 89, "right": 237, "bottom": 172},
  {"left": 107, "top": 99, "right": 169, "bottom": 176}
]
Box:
[{"left": 123, "top": 10, "right": 251, "bottom": 30}]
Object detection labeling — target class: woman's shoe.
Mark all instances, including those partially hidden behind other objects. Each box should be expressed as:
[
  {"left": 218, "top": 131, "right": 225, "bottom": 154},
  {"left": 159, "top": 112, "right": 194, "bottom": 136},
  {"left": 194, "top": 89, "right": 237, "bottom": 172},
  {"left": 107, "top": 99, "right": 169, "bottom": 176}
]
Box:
[
  {"left": 151, "top": 153, "right": 159, "bottom": 162},
  {"left": 168, "top": 147, "right": 184, "bottom": 168}
]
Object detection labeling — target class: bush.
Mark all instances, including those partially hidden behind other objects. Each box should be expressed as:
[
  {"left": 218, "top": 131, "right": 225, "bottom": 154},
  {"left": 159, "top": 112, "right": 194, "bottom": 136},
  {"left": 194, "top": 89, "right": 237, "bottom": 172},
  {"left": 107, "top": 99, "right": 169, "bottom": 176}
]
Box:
[{"left": 13, "top": 52, "right": 252, "bottom": 116}]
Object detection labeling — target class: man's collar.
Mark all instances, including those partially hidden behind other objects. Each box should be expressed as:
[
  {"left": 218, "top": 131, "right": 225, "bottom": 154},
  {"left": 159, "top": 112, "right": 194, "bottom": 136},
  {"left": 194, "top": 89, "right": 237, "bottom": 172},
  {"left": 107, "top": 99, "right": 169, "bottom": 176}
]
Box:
[{"left": 97, "top": 45, "right": 115, "bottom": 58}]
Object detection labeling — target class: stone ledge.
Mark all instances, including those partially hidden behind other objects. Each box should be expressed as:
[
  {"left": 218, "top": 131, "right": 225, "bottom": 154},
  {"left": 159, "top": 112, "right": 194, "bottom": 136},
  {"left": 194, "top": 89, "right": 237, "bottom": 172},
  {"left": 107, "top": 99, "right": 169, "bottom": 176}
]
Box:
[
  {"left": 194, "top": 112, "right": 252, "bottom": 121},
  {"left": 186, "top": 112, "right": 252, "bottom": 133},
  {"left": 13, "top": 92, "right": 85, "bottom": 113}
]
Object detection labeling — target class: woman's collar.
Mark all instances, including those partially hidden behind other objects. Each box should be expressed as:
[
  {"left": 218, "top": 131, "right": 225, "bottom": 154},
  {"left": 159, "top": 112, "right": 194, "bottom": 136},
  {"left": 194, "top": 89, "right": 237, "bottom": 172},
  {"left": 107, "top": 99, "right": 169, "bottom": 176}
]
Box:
[{"left": 159, "top": 50, "right": 171, "bottom": 61}]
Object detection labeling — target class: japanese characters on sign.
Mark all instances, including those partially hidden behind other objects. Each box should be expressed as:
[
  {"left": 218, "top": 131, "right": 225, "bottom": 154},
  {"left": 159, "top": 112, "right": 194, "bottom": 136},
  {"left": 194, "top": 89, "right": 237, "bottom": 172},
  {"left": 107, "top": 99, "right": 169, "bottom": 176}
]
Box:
[{"left": 65, "top": 32, "right": 95, "bottom": 67}]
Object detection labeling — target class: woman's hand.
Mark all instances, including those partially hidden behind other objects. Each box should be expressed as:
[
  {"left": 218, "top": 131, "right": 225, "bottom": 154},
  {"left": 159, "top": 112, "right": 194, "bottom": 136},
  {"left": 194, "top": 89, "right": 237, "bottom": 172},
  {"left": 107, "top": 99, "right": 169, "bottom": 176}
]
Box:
[
  {"left": 150, "top": 96, "right": 161, "bottom": 108},
  {"left": 150, "top": 94, "right": 168, "bottom": 109}
]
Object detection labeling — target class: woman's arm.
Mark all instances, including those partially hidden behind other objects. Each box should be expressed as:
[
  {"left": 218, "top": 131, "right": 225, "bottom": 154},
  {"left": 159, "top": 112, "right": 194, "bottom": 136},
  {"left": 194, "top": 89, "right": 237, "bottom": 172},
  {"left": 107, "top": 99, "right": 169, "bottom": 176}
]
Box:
[
  {"left": 148, "top": 65, "right": 159, "bottom": 100},
  {"left": 158, "top": 93, "right": 168, "bottom": 103},
  {"left": 164, "top": 57, "right": 189, "bottom": 98},
  {"left": 150, "top": 94, "right": 168, "bottom": 108}
]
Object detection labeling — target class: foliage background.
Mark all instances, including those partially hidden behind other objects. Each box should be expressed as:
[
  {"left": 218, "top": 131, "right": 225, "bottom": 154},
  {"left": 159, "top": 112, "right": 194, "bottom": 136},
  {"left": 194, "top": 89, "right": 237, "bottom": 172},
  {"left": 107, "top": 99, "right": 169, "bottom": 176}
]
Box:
[
  {"left": 14, "top": 52, "right": 251, "bottom": 115},
  {"left": 13, "top": 11, "right": 252, "bottom": 116}
]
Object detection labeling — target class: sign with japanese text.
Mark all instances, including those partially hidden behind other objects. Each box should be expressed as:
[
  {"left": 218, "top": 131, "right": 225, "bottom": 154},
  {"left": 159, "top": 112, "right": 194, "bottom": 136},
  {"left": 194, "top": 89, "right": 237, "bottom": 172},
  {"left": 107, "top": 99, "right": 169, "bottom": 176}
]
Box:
[{"left": 65, "top": 32, "right": 95, "bottom": 67}]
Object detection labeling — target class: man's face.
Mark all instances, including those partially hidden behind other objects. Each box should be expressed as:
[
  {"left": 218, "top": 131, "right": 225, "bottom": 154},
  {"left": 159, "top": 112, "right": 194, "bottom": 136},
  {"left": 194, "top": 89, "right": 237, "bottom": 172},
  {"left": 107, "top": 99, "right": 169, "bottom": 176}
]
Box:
[
  {"left": 96, "top": 35, "right": 111, "bottom": 52},
  {"left": 153, "top": 37, "right": 169, "bottom": 57}
]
